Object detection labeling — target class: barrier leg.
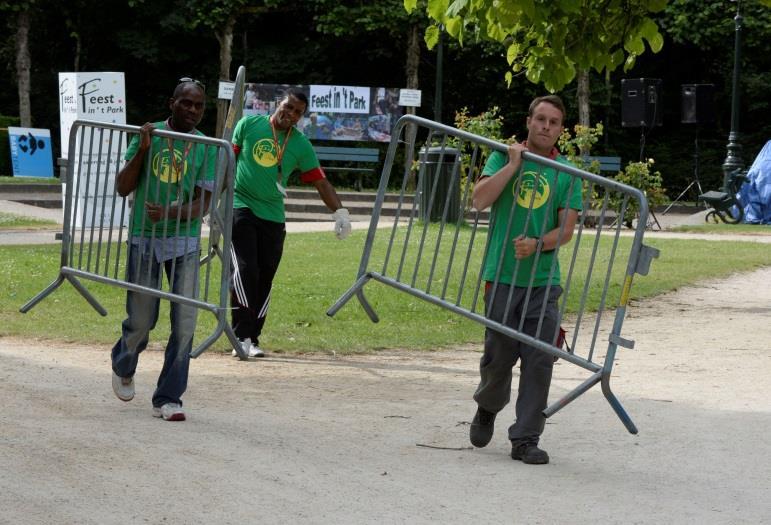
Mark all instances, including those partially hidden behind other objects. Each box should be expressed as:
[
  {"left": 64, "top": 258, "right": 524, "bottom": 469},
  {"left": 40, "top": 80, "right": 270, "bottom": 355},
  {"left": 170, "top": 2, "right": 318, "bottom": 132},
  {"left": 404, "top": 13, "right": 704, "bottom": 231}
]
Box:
[
  {"left": 601, "top": 372, "right": 638, "bottom": 434},
  {"left": 355, "top": 289, "right": 379, "bottom": 323},
  {"left": 327, "top": 273, "right": 379, "bottom": 323},
  {"left": 543, "top": 371, "right": 601, "bottom": 418},
  {"left": 19, "top": 274, "right": 66, "bottom": 313},
  {"left": 20, "top": 273, "right": 107, "bottom": 316},
  {"left": 189, "top": 308, "right": 248, "bottom": 360},
  {"left": 66, "top": 274, "right": 108, "bottom": 316}
]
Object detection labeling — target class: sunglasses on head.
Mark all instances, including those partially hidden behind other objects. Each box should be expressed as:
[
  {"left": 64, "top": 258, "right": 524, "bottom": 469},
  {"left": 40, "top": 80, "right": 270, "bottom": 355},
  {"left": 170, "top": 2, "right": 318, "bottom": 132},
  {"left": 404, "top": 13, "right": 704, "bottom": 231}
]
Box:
[{"left": 178, "top": 77, "right": 206, "bottom": 91}]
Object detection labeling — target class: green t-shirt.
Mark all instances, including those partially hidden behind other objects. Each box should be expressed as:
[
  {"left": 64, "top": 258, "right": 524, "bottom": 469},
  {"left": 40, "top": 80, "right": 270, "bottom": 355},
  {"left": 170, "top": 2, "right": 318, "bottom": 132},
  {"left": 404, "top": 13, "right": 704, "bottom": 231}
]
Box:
[
  {"left": 481, "top": 150, "right": 583, "bottom": 287},
  {"left": 126, "top": 121, "right": 216, "bottom": 238},
  {"left": 232, "top": 115, "right": 319, "bottom": 223}
]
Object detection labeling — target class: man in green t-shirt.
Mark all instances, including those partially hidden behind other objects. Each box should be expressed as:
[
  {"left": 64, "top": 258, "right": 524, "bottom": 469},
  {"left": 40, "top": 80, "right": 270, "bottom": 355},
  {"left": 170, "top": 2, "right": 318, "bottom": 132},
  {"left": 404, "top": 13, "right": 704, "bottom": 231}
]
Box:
[
  {"left": 111, "top": 79, "right": 215, "bottom": 422},
  {"left": 469, "top": 95, "right": 582, "bottom": 464},
  {"left": 230, "top": 90, "right": 351, "bottom": 358}
]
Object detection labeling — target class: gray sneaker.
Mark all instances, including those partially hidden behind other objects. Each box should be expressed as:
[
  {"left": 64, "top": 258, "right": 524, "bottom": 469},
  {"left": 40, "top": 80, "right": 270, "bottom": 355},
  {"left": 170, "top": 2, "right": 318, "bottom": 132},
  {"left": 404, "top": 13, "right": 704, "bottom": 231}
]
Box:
[
  {"left": 112, "top": 372, "right": 134, "bottom": 402},
  {"left": 152, "top": 403, "right": 186, "bottom": 421}
]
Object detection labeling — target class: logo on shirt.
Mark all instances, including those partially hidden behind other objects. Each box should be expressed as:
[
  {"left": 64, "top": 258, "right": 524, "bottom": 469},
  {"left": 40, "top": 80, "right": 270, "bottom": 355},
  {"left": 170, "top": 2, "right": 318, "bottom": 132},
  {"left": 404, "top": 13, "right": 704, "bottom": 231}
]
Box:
[
  {"left": 515, "top": 171, "right": 550, "bottom": 209},
  {"left": 152, "top": 148, "right": 185, "bottom": 183},
  {"left": 252, "top": 138, "right": 277, "bottom": 168}
]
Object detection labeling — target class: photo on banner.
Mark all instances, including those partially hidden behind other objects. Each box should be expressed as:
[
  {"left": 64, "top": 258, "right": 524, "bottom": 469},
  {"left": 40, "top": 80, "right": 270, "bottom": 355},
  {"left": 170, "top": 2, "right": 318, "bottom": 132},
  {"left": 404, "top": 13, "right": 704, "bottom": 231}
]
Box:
[{"left": 242, "top": 83, "right": 403, "bottom": 143}]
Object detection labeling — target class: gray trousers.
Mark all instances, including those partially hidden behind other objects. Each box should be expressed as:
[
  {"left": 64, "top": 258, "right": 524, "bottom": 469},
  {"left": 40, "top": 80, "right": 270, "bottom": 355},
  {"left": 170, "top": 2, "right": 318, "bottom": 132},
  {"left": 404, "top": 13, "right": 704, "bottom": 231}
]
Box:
[{"left": 473, "top": 283, "right": 562, "bottom": 443}]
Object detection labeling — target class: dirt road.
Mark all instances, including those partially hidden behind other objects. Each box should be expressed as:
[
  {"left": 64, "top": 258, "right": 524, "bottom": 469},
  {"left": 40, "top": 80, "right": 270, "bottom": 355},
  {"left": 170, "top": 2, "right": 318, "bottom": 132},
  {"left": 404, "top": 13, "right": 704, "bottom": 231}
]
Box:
[{"left": 1, "top": 267, "right": 770, "bottom": 524}]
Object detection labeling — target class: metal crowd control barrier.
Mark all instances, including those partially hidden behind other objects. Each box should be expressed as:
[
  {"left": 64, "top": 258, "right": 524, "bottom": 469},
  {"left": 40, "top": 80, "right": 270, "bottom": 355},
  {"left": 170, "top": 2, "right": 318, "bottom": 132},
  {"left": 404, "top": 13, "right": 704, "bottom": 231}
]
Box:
[
  {"left": 328, "top": 115, "right": 660, "bottom": 434},
  {"left": 201, "top": 64, "right": 245, "bottom": 269},
  {"left": 20, "top": 120, "right": 244, "bottom": 358}
]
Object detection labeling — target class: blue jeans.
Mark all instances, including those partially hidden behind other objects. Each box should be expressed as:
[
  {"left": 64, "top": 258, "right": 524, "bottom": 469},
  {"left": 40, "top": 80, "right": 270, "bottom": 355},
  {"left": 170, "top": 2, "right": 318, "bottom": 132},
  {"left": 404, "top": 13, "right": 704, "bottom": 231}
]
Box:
[{"left": 111, "top": 243, "right": 199, "bottom": 407}]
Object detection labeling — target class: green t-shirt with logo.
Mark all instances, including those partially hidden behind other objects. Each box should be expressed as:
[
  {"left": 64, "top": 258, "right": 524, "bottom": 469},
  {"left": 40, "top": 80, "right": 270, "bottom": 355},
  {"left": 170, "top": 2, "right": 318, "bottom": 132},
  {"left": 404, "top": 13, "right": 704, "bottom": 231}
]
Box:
[
  {"left": 232, "top": 115, "right": 319, "bottom": 223},
  {"left": 481, "top": 150, "right": 583, "bottom": 287},
  {"left": 125, "top": 121, "right": 215, "bottom": 238}
]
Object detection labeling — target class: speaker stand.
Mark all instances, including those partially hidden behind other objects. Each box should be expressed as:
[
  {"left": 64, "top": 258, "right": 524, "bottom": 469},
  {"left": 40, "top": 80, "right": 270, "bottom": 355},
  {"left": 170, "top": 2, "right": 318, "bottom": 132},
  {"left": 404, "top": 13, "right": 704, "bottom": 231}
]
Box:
[
  {"left": 646, "top": 209, "right": 662, "bottom": 230},
  {"left": 638, "top": 128, "right": 646, "bottom": 162},
  {"left": 662, "top": 128, "right": 706, "bottom": 214}
]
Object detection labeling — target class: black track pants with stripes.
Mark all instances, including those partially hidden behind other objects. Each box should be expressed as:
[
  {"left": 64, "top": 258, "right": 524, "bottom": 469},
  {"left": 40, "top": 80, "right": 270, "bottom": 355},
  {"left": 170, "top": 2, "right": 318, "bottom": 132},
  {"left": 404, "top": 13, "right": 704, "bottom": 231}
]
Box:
[{"left": 230, "top": 207, "right": 286, "bottom": 345}]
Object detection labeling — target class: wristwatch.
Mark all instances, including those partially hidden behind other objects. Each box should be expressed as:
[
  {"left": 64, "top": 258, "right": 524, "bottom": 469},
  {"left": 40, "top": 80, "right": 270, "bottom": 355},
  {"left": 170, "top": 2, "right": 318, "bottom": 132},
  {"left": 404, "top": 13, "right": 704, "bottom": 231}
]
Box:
[{"left": 534, "top": 237, "right": 544, "bottom": 252}]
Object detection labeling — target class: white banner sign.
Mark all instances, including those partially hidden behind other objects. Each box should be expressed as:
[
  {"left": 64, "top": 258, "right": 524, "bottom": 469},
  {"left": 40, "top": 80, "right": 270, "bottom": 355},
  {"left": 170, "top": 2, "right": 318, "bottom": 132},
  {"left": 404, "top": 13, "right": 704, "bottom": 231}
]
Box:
[
  {"left": 58, "top": 72, "right": 126, "bottom": 158},
  {"left": 309, "top": 85, "right": 370, "bottom": 114},
  {"left": 58, "top": 72, "right": 127, "bottom": 227}
]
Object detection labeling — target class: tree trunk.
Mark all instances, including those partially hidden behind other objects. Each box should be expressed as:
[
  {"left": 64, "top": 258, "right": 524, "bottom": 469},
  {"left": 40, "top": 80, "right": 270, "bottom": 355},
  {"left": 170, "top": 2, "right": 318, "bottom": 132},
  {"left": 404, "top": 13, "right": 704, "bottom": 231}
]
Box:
[
  {"left": 406, "top": 24, "right": 420, "bottom": 91},
  {"left": 214, "top": 15, "right": 236, "bottom": 137},
  {"left": 73, "top": 32, "right": 81, "bottom": 72},
  {"left": 404, "top": 24, "right": 420, "bottom": 188},
  {"left": 577, "top": 69, "right": 590, "bottom": 129},
  {"left": 16, "top": 9, "right": 32, "bottom": 127},
  {"left": 604, "top": 71, "right": 611, "bottom": 150}
]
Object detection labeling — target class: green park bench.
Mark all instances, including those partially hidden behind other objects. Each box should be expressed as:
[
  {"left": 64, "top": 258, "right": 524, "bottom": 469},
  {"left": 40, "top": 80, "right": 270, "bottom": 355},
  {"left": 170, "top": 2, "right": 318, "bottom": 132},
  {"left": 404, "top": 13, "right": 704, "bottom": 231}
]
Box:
[
  {"left": 313, "top": 146, "right": 380, "bottom": 192},
  {"left": 579, "top": 155, "right": 624, "bottom": 228},
  {"left": 583, "top": 155, "right": 622, "bottom": 174}
]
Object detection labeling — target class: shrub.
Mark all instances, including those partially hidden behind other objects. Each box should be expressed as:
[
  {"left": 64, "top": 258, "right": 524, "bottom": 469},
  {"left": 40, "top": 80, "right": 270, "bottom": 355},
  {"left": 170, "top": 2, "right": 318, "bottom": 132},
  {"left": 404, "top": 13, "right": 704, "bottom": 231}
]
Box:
[{"left": 610, "top": 159, "right": 668, "bottom": 227}]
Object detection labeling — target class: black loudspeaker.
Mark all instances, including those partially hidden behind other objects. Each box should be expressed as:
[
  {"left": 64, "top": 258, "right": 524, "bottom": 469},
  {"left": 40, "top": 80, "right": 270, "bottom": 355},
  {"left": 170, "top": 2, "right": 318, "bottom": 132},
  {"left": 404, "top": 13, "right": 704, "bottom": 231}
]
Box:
[
  {"left": 681, "top": 84, "right": 715, "bottom": 124},
  {"left": 621, "top": 78, "right": 663, "bottom": 128}
]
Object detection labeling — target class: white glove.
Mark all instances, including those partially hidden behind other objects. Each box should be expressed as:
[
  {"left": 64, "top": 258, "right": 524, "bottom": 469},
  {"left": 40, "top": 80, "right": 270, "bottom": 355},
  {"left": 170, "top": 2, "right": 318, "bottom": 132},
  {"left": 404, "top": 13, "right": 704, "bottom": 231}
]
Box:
[{"left": 333, "top": 208, "right": 352, "bottom": 240}]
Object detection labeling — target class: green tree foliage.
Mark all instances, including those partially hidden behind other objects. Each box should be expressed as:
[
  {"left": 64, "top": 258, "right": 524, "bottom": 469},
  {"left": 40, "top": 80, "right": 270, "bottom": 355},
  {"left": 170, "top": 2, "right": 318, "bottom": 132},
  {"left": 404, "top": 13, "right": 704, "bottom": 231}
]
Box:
[
  {"left": 313, "top": 0, "right": 424, "bottom": 37},
  {"left": 405, "top": 0, "right": 667, "bottom": 92}
]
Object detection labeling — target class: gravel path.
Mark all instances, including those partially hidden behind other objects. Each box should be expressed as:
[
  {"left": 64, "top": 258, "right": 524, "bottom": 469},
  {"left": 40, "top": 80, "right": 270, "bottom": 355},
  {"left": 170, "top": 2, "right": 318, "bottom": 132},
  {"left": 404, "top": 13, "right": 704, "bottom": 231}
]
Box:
[{"left": 1, "top": 266, "right": 770, "bottom": 524}]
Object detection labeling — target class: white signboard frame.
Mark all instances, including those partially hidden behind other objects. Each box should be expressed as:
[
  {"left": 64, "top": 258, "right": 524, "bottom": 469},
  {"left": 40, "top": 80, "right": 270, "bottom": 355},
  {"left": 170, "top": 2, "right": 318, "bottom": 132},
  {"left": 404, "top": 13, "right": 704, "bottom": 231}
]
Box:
[{"left": 58, "top": 72, "right": 127, "bottom": 228}]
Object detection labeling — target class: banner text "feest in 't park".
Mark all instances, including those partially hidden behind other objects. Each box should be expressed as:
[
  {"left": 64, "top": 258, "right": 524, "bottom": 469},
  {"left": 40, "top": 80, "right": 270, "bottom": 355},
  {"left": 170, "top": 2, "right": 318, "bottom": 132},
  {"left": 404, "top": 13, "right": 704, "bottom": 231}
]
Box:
[{"left": 309, "top": 85, "right": 369, "bottom": 114}]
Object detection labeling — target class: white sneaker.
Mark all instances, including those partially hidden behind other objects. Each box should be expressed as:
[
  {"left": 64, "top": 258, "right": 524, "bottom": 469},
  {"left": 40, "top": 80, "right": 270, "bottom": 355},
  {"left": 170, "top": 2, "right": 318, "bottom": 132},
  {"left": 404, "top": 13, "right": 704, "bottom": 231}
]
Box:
[
  {"left": 232, "top": 338, "right": 265, "bottom": 358},
  {"left": 112, "top": 372, "right": 134, "bottom": 402},
  {"left": 248, "top": 343, "right": 265, "bottom": 358},
  {"left": 232, "top": 338, "right": 251, "bottom": 357},
  {"left": 152, "top": 402, "right": 186, "bottom": 421}
]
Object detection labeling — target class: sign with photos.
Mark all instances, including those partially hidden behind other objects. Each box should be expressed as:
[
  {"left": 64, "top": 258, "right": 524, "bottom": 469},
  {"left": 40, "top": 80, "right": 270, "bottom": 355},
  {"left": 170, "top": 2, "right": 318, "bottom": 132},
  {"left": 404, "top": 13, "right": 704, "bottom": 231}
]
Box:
[{"left": 242, "top": 83, "right": 404, "bottom": 142}]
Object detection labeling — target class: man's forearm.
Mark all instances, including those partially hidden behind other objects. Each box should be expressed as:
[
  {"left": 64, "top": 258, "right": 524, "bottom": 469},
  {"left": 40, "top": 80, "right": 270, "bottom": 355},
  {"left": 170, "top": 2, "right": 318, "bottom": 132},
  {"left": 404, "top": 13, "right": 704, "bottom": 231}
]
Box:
[
  {"left": 472, "top": 163, "right": 517, "bottom": 211},
  {"left": 146, "top": 189, "right": 212, "bottom": 223},
  {"left": 314, "top": 178, "right": 343, "bottom": 211},
  {"left": 115, "top": 153, "right": 146, "bottom": 197},
  {"left": 171, "top": 191, "right": 212, "bottom": 220}
]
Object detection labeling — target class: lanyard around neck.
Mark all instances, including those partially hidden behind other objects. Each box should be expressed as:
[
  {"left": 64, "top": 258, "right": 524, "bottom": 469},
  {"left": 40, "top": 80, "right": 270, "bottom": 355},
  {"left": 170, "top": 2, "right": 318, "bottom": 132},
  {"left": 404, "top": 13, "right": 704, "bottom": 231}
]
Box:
[
  {"left": 270, "top": 117, "right": 293, "bottom": 180},
  {"left": 165, "top": 118, "right": 194, "bottom": 179}
]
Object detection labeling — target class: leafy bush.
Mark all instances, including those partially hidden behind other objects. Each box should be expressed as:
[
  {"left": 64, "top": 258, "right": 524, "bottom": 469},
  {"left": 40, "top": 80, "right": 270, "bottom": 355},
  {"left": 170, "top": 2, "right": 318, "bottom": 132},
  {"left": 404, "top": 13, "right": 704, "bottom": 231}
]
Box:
[
  {"left": 611, "top": 159, "right": 668, "bottom": 227},
  {"left": 450, "top": 106, "right": 516, "bottom": 204},
  {"left": 558, "top": 123, "right": 604, "bottom": 174}
]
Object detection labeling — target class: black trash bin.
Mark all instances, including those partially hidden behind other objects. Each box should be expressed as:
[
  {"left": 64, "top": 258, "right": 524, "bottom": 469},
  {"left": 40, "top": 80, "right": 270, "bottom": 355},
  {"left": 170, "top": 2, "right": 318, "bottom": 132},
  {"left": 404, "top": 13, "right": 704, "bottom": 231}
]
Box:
[{"left": 418, "top": 146, "right": 461, "bottom": 222}]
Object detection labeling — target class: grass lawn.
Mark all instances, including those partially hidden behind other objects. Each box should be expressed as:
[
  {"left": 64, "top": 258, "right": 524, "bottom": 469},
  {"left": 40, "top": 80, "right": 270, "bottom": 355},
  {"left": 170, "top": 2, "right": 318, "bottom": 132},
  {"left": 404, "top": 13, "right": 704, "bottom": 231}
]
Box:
[
  {"left": 0, "top": 212, "right": 58, "bottom": 229},
  {"left": 1, "top": 228, "right": 769, "bottom": 355},
  {"left": 0, "top": 176, "right": 60, "bottom": 185},
  {"left": 670, "top": 223, "right": 771, "bottom": 235}
]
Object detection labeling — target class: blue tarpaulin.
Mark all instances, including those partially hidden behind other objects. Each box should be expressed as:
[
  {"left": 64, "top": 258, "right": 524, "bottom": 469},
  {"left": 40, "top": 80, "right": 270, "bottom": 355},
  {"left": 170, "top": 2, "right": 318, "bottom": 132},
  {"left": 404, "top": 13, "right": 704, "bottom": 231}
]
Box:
[{"left": 738, "top": 140, "right": 771, "bottom": 224}]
